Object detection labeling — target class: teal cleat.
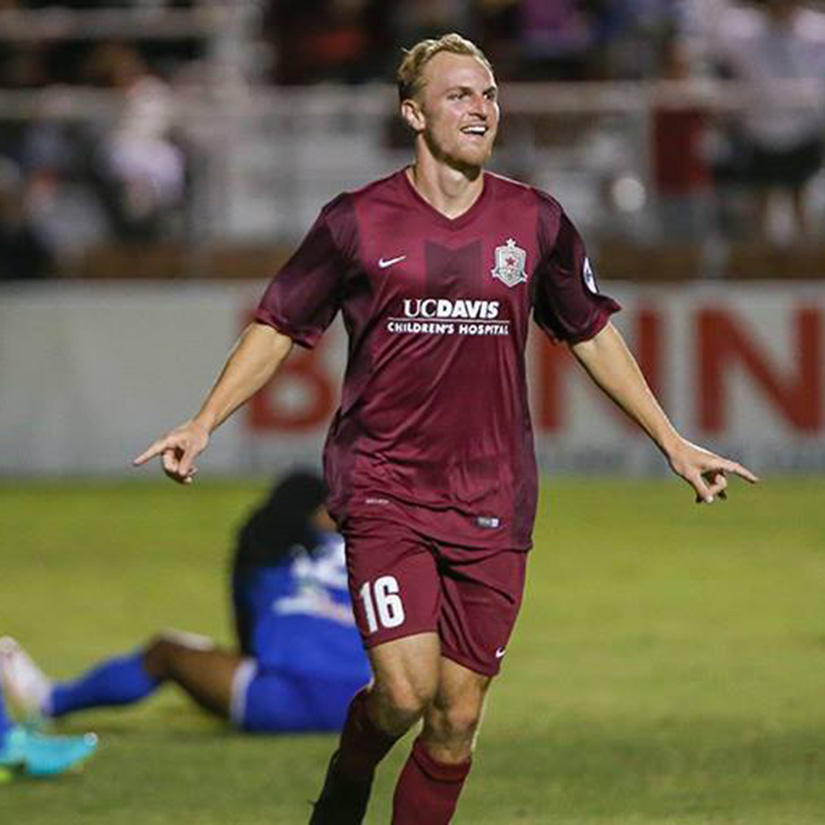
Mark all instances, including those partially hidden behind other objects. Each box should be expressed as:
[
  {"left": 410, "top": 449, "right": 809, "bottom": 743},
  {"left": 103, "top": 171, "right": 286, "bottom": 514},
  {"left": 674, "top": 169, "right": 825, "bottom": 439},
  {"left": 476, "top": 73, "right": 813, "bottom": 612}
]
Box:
[{"left": 0, "top": 725, "right": 97, "bottom": 778}]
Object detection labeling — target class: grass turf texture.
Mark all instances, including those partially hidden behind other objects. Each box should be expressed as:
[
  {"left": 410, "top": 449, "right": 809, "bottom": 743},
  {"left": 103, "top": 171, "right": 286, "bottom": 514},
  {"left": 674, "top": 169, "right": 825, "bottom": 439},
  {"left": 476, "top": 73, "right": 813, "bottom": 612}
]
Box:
[{"left": 0, "top": 478, "right": 823, "bottom": 824}]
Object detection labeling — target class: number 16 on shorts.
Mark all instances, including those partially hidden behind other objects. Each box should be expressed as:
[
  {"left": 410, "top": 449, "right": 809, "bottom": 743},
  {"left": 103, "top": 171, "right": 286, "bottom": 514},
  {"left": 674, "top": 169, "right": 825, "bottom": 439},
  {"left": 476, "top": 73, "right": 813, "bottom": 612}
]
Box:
[{"left": 359, "top": 576, "right": 406, "bottom": 634}]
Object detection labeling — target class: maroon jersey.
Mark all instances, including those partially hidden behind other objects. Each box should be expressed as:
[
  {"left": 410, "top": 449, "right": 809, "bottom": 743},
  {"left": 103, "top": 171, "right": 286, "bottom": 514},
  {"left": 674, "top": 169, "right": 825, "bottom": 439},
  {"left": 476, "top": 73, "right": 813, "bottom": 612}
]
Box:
[{"left": 256, "top": 170, "right": 619, "bottom": 549}]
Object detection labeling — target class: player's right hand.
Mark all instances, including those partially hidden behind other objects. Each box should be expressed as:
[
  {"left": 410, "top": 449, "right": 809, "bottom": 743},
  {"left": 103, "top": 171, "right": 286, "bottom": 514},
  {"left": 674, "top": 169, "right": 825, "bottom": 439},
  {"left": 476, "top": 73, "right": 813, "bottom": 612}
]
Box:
[{"left": 132, "top": 421, "right": 210, "bottom": 485}]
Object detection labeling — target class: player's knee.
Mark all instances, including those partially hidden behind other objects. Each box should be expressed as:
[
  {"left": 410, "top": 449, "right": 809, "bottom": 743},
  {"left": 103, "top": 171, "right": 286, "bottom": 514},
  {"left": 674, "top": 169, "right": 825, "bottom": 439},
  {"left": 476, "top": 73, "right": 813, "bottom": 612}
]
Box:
[
  {"left": 423, "top": 681, "right": 486, "bottom": 751},
  {"left": 432, "top": 703, "right": 482, "bottom": 744},
  {"left": 142, "top": 630, "right": 187, "bottom": 677},
  {"left": 372, "top": 679, "right": 434, "bottom": 732},
  {"left": 142, "top": 636, "right": 171, "bottom": 677}
]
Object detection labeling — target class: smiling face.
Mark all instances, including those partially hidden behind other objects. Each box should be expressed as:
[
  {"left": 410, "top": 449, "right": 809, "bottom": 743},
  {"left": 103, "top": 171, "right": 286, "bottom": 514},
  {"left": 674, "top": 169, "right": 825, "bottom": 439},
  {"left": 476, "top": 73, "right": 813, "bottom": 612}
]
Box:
[{"left": 402, "top": 51, "right": 499, "bottom": 174}]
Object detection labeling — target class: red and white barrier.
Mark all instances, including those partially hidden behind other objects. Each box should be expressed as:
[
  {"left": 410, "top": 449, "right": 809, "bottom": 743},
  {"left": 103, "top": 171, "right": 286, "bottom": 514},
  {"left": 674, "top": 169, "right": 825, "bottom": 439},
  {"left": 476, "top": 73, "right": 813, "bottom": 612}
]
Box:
[{"left": 1, "top": 282, "right": 822, "bottom": 476}]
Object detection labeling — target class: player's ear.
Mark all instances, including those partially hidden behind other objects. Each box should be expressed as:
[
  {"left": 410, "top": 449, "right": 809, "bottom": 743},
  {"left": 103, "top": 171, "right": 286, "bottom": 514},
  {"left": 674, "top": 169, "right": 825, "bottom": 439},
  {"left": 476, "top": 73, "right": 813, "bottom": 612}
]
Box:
[{"left": 401, "top": 98, "right": 425, "bottom": 133}]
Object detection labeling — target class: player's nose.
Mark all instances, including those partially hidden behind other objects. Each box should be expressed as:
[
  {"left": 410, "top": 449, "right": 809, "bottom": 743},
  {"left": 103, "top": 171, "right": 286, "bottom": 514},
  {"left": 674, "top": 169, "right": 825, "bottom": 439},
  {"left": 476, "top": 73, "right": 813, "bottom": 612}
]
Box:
[{"left": 467, "top": 92, "right": 488, "bottom": 115}]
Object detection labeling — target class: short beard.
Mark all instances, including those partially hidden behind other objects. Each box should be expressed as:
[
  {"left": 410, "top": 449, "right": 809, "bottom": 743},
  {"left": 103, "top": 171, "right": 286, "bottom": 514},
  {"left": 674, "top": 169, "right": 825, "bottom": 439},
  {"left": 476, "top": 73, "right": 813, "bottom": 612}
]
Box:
[{"left": 422, "top": 129, "right": 491, "bottom": 178}]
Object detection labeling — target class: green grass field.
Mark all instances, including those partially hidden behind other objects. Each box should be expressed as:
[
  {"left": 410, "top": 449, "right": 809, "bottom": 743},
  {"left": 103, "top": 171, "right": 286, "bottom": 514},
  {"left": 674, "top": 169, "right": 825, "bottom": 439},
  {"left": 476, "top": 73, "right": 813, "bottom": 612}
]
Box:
[{"left": 0, "top": 478, "right": 823, "bottom": 824}]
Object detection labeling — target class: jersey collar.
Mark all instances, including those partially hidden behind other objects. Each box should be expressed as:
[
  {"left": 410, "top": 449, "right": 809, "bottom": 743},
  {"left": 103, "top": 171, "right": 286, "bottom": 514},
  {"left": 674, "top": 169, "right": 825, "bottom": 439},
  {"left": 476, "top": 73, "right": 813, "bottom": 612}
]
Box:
[{"left": 399, "top": 167, "right": 492, "bottom": 230}]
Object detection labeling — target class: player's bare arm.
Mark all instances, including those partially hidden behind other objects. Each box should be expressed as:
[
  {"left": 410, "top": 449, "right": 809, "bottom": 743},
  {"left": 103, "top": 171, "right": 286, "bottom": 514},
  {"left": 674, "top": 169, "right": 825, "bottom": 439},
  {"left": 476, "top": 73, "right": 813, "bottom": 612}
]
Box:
[
  {"left": 570, "top": 322, "right": 759, "bottom": 503},
  {"left": 133, "top": 322, "right": 293, "bottom": 484}
]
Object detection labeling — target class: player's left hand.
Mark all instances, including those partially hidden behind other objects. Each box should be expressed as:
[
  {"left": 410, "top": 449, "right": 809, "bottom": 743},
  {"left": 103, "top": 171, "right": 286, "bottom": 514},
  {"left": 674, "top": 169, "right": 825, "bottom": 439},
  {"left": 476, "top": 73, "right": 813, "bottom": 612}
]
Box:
[{"left": 667, "top": 439, "right": 759, "bottom": 504}]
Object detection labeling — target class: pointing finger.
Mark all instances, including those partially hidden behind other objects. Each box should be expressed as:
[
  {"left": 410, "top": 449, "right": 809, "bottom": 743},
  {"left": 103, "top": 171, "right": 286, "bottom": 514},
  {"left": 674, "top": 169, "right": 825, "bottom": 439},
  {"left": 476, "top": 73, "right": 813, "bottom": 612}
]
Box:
[
  {"left": 729, "top": 462, "right": 759, "bottom": 484},
  {"left": 133, "top": 439, "right": 170, "bottom": 466},
  {"left": 711, "top": 458, "right": 758, "bottom": 484}
]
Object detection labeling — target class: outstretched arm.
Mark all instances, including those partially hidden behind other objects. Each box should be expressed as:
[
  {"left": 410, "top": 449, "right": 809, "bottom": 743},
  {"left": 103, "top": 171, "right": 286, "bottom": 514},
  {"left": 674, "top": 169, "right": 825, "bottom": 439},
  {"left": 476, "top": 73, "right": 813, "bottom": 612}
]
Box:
[
  {"left": 570, "top": 322, "right": 759, "bottom": 503},
  {"left": 133, "top": 322, "right": 293, "bottom": 484}
]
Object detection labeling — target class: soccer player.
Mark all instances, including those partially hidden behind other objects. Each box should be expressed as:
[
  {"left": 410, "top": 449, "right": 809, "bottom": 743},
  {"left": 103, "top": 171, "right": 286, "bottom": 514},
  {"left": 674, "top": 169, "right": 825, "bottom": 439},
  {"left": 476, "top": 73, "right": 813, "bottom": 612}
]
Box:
[
  {"left": 133, "top": 33, "right": 758, "bottom": 824},
  {"left": 1, "top": 472, "right": 370, "bottom": 735},
  {"left": 0, "top": 682, "right": 96, "bottom": 779}
]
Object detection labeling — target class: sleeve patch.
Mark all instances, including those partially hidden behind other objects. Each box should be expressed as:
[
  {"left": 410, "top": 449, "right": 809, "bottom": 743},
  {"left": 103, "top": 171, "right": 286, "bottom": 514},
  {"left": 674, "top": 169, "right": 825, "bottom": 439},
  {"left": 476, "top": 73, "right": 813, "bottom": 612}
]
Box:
[{"left": 583, "top": 257, "right": 598, "bottom": 294}]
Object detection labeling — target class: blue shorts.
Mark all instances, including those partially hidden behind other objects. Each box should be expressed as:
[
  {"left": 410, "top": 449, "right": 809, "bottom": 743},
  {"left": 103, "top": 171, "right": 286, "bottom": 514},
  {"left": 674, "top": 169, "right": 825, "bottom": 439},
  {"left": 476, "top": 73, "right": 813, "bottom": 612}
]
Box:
[{"left": 230, "top": 660, "right": 365, "bottom": 734}]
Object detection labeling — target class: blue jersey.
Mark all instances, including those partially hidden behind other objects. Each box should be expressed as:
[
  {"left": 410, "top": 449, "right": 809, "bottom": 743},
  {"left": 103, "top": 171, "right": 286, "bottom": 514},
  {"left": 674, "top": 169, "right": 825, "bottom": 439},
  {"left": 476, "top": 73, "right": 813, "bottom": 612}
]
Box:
[{"left": 232, "top": 530, "right": 370, "bottom": 684}]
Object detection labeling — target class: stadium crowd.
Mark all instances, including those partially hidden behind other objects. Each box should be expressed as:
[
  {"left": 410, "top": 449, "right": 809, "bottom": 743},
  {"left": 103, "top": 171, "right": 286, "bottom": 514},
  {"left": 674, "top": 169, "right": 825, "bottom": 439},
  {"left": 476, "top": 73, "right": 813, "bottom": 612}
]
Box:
[{"left": 1, "top": 0, "right": 825, "bottom": 280}]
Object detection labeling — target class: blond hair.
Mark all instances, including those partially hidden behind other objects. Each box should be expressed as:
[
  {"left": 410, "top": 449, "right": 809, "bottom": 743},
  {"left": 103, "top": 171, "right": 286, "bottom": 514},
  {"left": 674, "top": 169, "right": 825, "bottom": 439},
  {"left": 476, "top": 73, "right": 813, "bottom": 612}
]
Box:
[{"left": 397, "top": 33, "right": 493, "bottom": 103}]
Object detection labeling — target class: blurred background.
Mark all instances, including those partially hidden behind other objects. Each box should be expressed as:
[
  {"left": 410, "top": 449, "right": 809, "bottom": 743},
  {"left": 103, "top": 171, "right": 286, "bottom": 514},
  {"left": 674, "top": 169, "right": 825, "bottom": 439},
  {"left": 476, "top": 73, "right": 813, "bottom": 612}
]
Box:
[{"left": 1, "top": 0, "right": 823, "bottom": 478}]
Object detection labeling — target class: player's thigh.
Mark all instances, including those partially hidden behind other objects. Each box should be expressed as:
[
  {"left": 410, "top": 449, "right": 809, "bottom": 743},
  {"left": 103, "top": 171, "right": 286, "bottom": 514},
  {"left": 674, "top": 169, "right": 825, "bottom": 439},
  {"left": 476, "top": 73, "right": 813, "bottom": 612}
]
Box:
[
  {"left": 435, "top": 657, "right": 491, "bottom": 711},
  {"left": 158, "top": 636, "right": 243, "bottom": 717},
  {"left": 438, "top": 548, "right": 528, "bottom": 677},
  {"left": 344, "top": 517, "right": 441, "bottom": 651},
  {"left": 233, "top": 663, "right": 365, "bottom": 733}
]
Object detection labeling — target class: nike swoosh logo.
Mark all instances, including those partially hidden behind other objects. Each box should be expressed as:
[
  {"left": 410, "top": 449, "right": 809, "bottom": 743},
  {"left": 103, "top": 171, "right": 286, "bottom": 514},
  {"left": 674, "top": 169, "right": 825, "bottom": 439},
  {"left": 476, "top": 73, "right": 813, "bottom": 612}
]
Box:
[
  {"left": 378, "top": 255, "right": 407, "bottom": 269},
  {"left": 495, "top": 647, "right": 506, "bottom": 659}
]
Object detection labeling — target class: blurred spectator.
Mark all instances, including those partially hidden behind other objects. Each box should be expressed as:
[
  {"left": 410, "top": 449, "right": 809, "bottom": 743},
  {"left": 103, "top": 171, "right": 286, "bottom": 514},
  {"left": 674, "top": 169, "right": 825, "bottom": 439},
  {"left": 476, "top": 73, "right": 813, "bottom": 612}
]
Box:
[
  {"left": 391, "top": 0, "right": 478, "bottom": 48},
  {"left": 512, "top": 0, "right": 600, "bottom": 80},
  {"left": 82, "top": 42, "right": 186, "bottom": 242},
  {"left": 269, "top": 0, "right": 390, "bottom": 85},
  {"left": 0, "top": 158, "right": 54, "bottom": 281},
  {"left": 0, "top": 42, "right": 50, "bottom": 90},
  {"left": 597, "top": 0, "right": 679, "bottom": 79},
  {"left": 710, "top": 0, "right": 825, "bottom": 241},
  {"left": 0, "top": 36, "right": 108, "bottom": 261},
  {"left": 679, "top": 0, "right": 733, "bottom": 67},
  {"left": 651, "top": 29, "right": 713, "bottom": 241}
]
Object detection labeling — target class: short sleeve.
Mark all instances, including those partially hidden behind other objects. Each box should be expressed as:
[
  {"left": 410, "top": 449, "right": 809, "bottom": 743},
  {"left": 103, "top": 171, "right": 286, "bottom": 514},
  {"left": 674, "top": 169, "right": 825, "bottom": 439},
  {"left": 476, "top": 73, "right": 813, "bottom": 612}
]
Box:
[
  {"left": 533, "top": 195, "right": 620, "bottom": 344},
  {"left": 255, "top": 194, "right": 356, "bottom": 348}
]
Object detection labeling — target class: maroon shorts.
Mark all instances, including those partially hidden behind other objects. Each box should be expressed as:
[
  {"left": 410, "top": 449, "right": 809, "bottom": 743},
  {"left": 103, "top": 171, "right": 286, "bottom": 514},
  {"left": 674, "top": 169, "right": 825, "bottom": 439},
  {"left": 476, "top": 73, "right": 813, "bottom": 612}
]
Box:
[{"left": 342, "top": 515, "right": 527, "bottom": 677}]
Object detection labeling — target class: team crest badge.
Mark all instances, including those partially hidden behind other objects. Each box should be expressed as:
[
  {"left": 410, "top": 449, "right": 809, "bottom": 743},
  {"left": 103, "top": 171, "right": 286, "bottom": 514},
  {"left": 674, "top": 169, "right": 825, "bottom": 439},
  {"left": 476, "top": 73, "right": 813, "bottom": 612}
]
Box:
[{"left": 491, "top": 238, "right": 527, "bottom": 288}]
